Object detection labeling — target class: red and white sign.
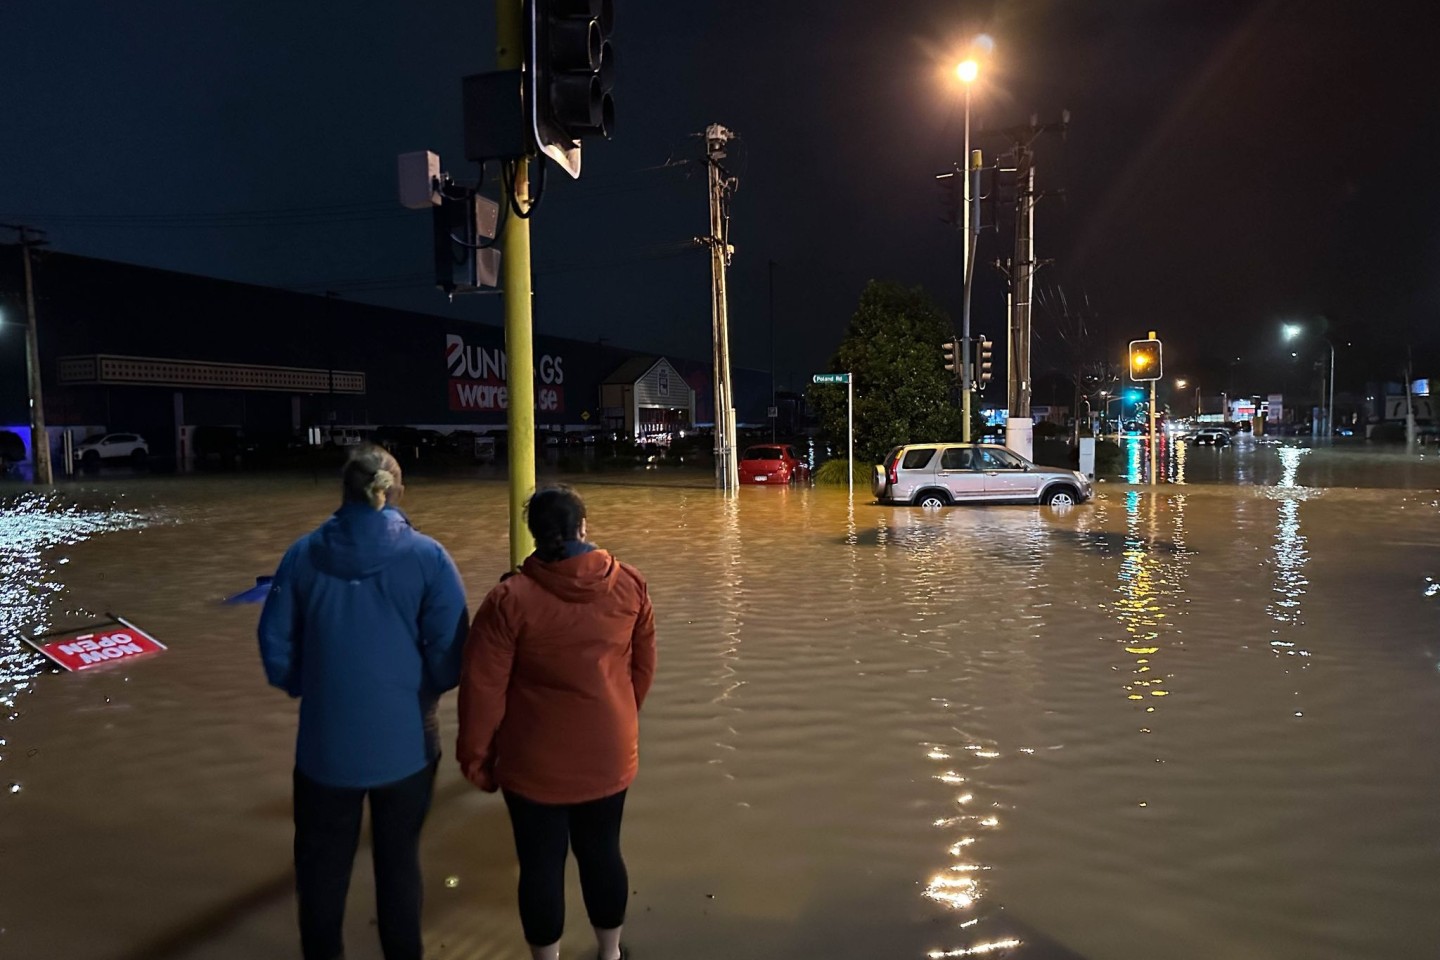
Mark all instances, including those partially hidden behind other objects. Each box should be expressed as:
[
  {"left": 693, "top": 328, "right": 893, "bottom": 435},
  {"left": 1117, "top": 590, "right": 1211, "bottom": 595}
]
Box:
[
  {"left": 445, "top": 333, "right": 565, "bottom": 414},
  {"left": 26, "top": 618, "right": 166, "bottom": 672}
]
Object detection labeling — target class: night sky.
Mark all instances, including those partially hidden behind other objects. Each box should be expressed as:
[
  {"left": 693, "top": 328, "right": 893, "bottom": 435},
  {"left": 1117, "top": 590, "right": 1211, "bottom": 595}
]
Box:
[{"left": 3, "top": 0, "right": 1438, "bottom": 400}]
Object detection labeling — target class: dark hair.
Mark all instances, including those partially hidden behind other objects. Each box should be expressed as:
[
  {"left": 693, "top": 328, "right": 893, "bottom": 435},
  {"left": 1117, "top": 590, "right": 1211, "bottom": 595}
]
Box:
[
  {"left": 526, "top": 485, "right": 587, "bottom": 562},
  {"left": 341, "top": 443, "right": 403, "bottom": 510}
]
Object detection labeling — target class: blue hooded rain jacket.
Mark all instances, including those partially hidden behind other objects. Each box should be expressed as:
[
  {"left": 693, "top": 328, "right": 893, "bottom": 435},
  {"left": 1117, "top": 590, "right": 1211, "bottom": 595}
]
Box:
[{"left": 258, "top": 503, "right": 468, "bottom": 788}]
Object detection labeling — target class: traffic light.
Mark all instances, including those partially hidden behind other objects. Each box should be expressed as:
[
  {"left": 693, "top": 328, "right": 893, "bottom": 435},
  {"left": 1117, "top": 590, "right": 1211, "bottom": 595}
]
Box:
[
  {"left": 530, "top": 0, "right": 615, "bottom": 179},
  {"left": 935, "top": 169, "right": 960, "bottom": 226},
  {"left": 433, "top": 190, "right": 501, "bottom": 294},
  {"left": 976, "top": 336, "right": 994, "bottom": 386},
  {"left": 942, "top": 338, "right": 959, "bottom": 374},
  {"left": 1128, "top": 338, "right": 1163, "bottom": 381}
]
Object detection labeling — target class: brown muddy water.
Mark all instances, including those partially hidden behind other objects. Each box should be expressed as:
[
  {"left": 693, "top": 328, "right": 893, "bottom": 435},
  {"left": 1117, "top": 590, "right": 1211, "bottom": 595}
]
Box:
[{"left": 2, "top": 441, "right": 1440, "bottom": 960}]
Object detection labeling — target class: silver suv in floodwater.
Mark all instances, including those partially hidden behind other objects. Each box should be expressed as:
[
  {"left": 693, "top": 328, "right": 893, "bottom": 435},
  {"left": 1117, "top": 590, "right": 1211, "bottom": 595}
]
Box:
[{"left": 873, "top": 443, "right": 1092, "bottom": 508}]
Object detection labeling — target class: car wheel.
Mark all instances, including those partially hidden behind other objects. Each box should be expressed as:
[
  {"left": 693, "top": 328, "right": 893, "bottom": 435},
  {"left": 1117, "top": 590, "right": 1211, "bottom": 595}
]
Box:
[
  {"left": 131, "top": 448, "right": 147, "bottom": 464},
  {"left": 915, "top": 491, "right": 949, "bottom": 509},
  {"left": 1043, "top": 486, "right": 1078, "bottom": 507}
]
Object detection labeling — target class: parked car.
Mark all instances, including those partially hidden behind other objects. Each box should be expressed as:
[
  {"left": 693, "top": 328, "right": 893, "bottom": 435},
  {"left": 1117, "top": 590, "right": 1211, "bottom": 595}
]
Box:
[
  {"left": 1189, "top": 428, "right": 1231, "bottom": 446},
  {"left": 319, "top": 426, "right": 365, "bottom": 448},
  {"left": 191, "top": 425, "right": 259, "bottom": 468},
  {"left": 374, "top": 425, "right": 445, "bottom": 457},
  {"left": 445, "top": 430, "right": 497, "bottom": 462},
  {"left": 739, "top": 444, "right": 810, "bottom": 485},
  {"left": 873, "top": 442, "right": 1091, "bottom": 507},
  {"left": 74, "top": 432, "right": 148, "bottom": 465}
]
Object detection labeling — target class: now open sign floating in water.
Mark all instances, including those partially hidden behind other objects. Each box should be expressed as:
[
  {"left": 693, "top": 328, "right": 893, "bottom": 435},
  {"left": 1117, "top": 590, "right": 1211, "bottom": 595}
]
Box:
[{"left": 25, "top": 617, "right": 166, "bottom": 672}]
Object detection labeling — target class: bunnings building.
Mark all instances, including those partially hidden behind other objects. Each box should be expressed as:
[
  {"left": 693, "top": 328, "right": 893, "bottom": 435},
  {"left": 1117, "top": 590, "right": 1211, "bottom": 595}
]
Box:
[{"left": 0, "top": 248, "right": 769, "bottom": 465}]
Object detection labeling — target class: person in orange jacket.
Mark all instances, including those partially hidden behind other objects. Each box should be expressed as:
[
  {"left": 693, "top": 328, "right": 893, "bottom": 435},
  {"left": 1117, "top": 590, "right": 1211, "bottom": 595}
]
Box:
[{"left": 458, "top": 485, "right": 656, "bottom": 960}]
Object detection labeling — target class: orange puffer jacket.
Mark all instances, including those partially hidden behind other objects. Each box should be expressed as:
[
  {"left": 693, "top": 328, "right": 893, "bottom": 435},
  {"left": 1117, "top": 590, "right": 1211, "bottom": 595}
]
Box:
[{"left": 457, "top": 549, "right": 656, "bottom": 805}]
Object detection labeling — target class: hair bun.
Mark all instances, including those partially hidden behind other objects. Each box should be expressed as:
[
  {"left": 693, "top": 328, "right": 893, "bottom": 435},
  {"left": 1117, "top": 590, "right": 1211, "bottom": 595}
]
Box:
[{"left": 366, "top": 468, "right": 396, "bottom": 510}]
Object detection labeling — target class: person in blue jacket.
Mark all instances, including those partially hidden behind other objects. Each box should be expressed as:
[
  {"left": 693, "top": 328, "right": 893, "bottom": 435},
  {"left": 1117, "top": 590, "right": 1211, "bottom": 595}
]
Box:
[{"left": 259, "top": 444, "right": 468, "bottom": 960}]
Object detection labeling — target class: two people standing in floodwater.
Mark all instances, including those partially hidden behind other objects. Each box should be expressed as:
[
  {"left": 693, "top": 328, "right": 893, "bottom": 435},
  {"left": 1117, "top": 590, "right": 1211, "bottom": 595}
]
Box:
[{"left": 259, "top": 444, "right": 656, "bottom": 960}]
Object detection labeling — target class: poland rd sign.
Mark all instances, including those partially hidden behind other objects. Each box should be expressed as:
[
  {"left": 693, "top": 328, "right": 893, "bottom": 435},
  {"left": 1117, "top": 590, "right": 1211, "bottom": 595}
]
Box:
[{"left": 812, "top": 373, "right": 850, "bottom": 384}]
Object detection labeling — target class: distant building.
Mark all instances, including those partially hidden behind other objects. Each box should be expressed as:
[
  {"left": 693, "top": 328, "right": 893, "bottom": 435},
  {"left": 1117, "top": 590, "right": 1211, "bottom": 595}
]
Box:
[
  {"left": 0, "top": 247, "right": 770, "bottom": 463},
  {"left": 600, "top": 356, "right": 696, "bottom": 441}
]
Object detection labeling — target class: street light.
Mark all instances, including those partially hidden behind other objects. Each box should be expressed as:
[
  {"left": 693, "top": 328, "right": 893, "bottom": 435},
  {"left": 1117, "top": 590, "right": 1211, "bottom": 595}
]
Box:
[
  {"left": 1176, "top": 378, "right": 1200, "bottom": 418},
  {"left": 1283, "top": 322, "right": 1335, "bottom": 440},
  {"left": 1100, "top": 389, "right": 1124, "bottom": 437},
  {"left": 953, "top": 43, "right": 985, "bottom": 441}
]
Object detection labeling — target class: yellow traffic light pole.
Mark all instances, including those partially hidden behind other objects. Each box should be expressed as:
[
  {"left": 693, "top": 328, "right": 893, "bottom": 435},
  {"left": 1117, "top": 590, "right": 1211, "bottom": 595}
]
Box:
[
  {"left": 1147, "top": 330, "right": 1158, "bottom": 485},
  {"left": 498, "top": 0, "right": 536, "bottom": 568}
]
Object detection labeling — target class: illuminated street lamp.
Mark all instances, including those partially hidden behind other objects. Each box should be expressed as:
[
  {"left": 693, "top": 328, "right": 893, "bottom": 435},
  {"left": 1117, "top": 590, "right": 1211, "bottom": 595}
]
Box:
[
  {"left": 1283, "top": 322, "right": 1335, "bottom": 439},
  {"left": 951, "top": 41, "right": 988, "bottom": 441},
  {"left": 1176, "top": 378, "right": 1200, "bottom": 417},
  {"left": 1100, "top": 389, "right": 1125, "bottom": 437}
]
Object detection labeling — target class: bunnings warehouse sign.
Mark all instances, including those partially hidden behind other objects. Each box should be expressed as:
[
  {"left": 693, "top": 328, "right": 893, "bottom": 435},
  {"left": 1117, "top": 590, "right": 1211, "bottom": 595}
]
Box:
[{"left": 446, "top": 333, "right": 566, "bottom": 413}]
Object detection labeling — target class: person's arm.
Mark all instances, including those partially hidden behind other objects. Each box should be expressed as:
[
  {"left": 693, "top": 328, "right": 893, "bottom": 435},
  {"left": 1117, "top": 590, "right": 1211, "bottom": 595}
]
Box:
[
  {"left": 630, "top": 578, "right": 657, "bottom": 710},
  {"left": 257, "top": 546, "right": 304, "bottom": 697},
  {"left": 419, "top": 543, "right": 469, "bottom": 693},
  {"left": 456, "top": 588, "right": 517, "bottom": 791}
]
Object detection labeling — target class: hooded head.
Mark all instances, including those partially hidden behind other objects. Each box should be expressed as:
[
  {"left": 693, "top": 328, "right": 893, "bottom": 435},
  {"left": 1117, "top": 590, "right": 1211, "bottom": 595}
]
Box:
[
  {"left": 342, "top": 443, "right": 403, "bottom": 510},
  {"left": 526, "top": 485, "right": 588, "bottom": 562}
]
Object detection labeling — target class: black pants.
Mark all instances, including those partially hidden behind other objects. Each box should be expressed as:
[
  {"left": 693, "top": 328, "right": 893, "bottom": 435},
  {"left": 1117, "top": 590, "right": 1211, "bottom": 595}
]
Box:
[
  {"left": 293, "top": 761, "right": 438, "bottom": 960},
  {"left": 503, "top": 788, "right": 629, "bottom": 947}
]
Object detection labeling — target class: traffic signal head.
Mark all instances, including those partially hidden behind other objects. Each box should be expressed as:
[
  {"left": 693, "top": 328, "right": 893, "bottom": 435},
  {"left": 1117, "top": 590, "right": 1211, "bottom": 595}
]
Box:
[
  {"left": 530, "top": 0, "right": 615, "bottom": 179},
  {"left": 935, "top": 170, "right": 960, "bottom": 226},
  {"left": 433, "top": 191, "right": 501, "bottom": 294},
  {"left": 942, "top": 338, "right": 959, "bottom": 373},
  {"left": 977, "top": 336, "right": 994, "bottom": 386},
  {"left": 1128, "top": 338, "right": 1163, "bottom": 381}
]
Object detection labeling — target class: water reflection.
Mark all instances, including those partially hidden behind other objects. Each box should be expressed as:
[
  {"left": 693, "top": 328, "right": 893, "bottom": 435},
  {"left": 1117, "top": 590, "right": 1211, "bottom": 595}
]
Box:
[
  {"left": 0, "top": 492, "right": 150, "bottom": 794},
  {"left": 6, "top": 475, "right": 1440, "bottom": 959},
  {"left": 923, "top": 741, "right": 1000, "bottom": 912},
  {"left": 1265, "top": 449, "right": 1312, "bottom": 658},
  {"left": 1172, "top": 435, "right": 1188, "bottom": 485},
  {"left": 1111, "top": 490, "right": 1191, "bottom": 719}
]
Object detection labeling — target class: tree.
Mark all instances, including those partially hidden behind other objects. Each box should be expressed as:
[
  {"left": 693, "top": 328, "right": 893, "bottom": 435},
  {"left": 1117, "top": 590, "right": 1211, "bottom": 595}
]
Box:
[{"left": 810, "top": 281, "right": 964, "bottom": 463}]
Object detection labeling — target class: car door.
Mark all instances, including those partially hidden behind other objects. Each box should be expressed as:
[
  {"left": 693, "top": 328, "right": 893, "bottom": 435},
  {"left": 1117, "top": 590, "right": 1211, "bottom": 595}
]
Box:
[
  {"left": 893, "top": 446, "right": 939, "bottom": 501},
  {"left": 977, "top": 447, "right": 1042, "bottom": 499},
  {"left": 938, "top": 446, "right": 985, "bottom": 501}
]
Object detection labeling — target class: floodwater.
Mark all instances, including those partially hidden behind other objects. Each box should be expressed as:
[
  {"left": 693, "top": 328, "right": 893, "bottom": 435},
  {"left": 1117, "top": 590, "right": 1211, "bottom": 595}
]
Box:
[{"left": 3, "top": 439, "right": 1440, "bottom": 960}]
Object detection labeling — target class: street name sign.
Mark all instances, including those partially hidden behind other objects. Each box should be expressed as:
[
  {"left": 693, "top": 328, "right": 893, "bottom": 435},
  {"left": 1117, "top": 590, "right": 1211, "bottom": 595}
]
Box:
[{"left": 812, "top": 373, "right": 850, "bottom": 384}]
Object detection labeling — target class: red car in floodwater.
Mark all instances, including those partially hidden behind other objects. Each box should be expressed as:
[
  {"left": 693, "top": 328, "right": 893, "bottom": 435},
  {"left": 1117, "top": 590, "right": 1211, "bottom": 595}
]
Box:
[{"left": 738, "top": 444, "right": 811, "bottom": 485}]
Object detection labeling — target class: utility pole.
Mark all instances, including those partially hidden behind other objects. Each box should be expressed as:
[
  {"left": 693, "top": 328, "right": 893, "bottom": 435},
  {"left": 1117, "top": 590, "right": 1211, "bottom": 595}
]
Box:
[
  {"left": 995, "top": 112, "right": 1068, "bottom": 461},
  {"left": 702, "top": 124, "right": 739, "bottom": 492},
  {"left": 1002, "top": 261, "right": 1015, "bottom": 414},
  {"left": 497, "top": 0, "right": 535, "bottom": 567},
  {"left": 769, "top": 259, "right": 776, "bottom": 443},
  {"left": 5, "top": 225, "right": 53, "bottom": 485},
  {"left": 1011, "top": 155, "right": 1036, "bottom": 458}
]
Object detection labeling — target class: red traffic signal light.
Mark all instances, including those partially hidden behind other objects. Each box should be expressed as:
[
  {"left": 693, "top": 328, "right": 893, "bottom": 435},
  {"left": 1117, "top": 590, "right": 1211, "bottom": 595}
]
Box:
[{"left": 1129, "top": 339, "right": 1162, "bottom": 381}]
